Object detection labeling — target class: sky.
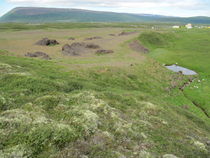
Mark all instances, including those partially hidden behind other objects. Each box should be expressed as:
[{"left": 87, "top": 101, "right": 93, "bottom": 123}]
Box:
[{"left": 0, "top": 0, "right": 210, "bottom": 17}]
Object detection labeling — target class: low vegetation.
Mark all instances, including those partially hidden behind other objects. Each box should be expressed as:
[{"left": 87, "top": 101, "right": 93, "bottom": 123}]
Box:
[
  {"left": 138, "top": 32, "right": 176, "bottom": 49},
  {"left": 0, "top": 22, "right": 171, "bottom": 32},
  {"left": 139, "top": 29, "right": 210, "bottom": 118},
  {"left": 0, "top": 26, "right": 209, "bottom": 158}
]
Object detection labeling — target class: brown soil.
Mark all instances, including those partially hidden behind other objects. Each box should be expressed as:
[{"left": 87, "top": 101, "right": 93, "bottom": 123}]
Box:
[
  {"left": 85, "top": 36, "right": 102, "bottom": 40},
  {"left": 118, "top": 31, "right": 137, "bottom": 36},
  {"left": 96, "top": 49, "right": 114, "bottom": 55},
  {"left": 129, "top": 40, "right": 149, "bottom": 53},
  {"left": 36, "top": 38, "right": 59, "bottom": 46},
  {"left": 62, "top": 42, "right": 100, "bottom": 56},
  {"left": 68, "top": 37, "right": 75, "bottom": 40},
  {"left": 86, "top": 44, "right": 100, "bottom": 49},
  {"left": 25, "top": 52, "right": 51, "bottom": 60}
]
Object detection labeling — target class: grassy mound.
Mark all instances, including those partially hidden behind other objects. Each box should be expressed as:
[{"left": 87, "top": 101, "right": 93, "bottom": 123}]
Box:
[
  {"left": 0, "top": 53, "right": 209, "bottom": 158},
  {"left": 138, "top": 32, "right": 176, "bottom": 49}
]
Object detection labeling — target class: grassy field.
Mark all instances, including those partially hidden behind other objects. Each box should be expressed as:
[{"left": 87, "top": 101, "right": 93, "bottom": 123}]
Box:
[
  {"left": 0, "top": 24, "right": 210, "bottom": 158},
  {"left": 0, "top": 23, "right": 173, "bottom": 32},
  {"left": 139, "top": 29, "right": 210, "bottom": 118}
]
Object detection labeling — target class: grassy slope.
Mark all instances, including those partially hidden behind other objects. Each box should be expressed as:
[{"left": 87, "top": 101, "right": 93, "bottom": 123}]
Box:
[
  {"left": 0, "top": 28, "right": 210, "bottom": 157},
  {"left": 139, "top": 29, "right": 210, "bottom": 117},
  {"left": 1, "top": 7, "right": 210, "bottom": 24},
  {"left": 0, "top": 7, "right": 152, "bottom": 23}
]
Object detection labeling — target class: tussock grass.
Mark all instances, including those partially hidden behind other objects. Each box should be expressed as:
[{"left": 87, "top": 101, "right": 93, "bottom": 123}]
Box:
[{"left": 0, "top": 53, "right": 209, "bottom": 157}]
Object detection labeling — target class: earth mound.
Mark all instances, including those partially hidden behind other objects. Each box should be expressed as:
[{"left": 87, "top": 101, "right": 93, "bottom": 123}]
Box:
[
  {"left": 119, "top": 31, "right": 136, "bottom": 36},
  {"left": 62, "top": 42, "right": 100, "bottom": 56},
  {"left": 129, "top": 40, "right": 149, "bottom": 53},
  {"left": 36, "top": 38, "right": 59, "bottom": 46},
  {"left": 96, "top": 49, "right": 114, "bottom": 55},
  {"left": 86, "top": 44, "right": 100, "bottom": 49},
  {"left": 25, "top": 52, "right": 51, "bottom": 60},
  {"left": 68, "top": 37, "right": 75, "bottom": 40},
  {"left": 85, "top": 36, "right": 102, "bottom": 40}
]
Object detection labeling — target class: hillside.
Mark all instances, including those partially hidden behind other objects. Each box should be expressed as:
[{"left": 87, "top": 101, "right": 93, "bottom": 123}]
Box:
[
  {"left": 0, "top": 25, "right": 210, "bottom": 157},
  {"left": 139, "top": 30, "right": 210, "bottom": 119},
  {"left": 0, "top": 7, "right": 162, "bottom": 23},
  {"left": 1, "top": 7, "right": 210, "bottom": 24}
]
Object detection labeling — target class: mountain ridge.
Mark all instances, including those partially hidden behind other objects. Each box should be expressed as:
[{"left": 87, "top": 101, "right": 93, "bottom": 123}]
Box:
[{"left": 1, "top": 7, "right": 210, "bottom": 23}]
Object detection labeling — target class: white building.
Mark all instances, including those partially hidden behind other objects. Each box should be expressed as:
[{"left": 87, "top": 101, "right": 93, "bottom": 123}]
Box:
[{"left": 185, "top": 23, "right": 193, "bottom": 29}]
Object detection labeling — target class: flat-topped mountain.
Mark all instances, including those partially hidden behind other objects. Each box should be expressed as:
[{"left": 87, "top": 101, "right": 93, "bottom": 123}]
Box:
[{"left": 0, "top": 7, "right": 210, "bottom": 23}]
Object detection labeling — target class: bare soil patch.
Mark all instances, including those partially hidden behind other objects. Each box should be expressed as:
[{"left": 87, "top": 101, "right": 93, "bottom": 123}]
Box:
[
  {"left": 25, "top": 52, "right": 51, "bottom": 60},
  {"left": 86, "top": 44, "right": 100, "bottom": 49},
  {"left": 36, "top": 38, "right": 59, "bottom": 46},
  {"left": 68, "top": 37, "right": 75, "bottom": 40},
  {"left": 96, "top": 49, "right": 114, "bottom": 55},
  {"left": 85, "top": 36, "right": 102, "bottom": 40},
  {"left": 129, "top": 40, "right": 149, "bottom": 53},
  {"left": 62, "top": 42, "right": 100, "bottom": 56},
  {"left": 119, "top": 31, "right": 137, "bottom": 36}
]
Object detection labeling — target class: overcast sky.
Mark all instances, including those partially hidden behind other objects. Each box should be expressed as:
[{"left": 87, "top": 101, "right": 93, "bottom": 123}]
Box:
[{"left": 0, "top": 0, "right": 210, "bottom": 17}]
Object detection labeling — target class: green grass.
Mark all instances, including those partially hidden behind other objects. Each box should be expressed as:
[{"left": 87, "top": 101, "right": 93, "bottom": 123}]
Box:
[
  {"left": 0, "top": 52, "right": 209, "bottom": 158},
  {"left": 139, "top": 29, "right": 210, "bottom": 118},
  {"left": 0, "top": 27, "right": 210, "bottom": 158},
  {"left": 138, "top": 31, "right": 177, "bottom": 49},
  {"left": 2, "top": 7, "right": 210, "bottom": 24},
  {"left": 0, "top": 22, "right": 172, "bottom": 32}
]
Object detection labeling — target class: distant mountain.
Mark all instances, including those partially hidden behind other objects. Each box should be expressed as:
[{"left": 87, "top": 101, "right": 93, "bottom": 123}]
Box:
[{"left": 1, "top": 7, "right": 210, "bottom": 24}]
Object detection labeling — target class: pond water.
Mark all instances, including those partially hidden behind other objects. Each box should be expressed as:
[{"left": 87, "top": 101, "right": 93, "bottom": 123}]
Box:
[{"left": 165, "top": 65, "right": 197, "bottom": 75}]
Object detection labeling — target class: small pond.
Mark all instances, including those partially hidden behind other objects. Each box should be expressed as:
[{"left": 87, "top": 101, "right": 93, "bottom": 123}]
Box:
[{"left": 165, "top": 64, "right": 197, "bottom": 75}]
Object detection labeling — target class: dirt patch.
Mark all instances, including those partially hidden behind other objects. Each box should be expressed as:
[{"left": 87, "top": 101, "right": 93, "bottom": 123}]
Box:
[
  {"left": 86, "top": 44, "right": 100, "bottom": 49},
  {"left": 68, "top": 37, "right": 75, "bottom": 40},
  {"left": 62, "top": 42, "right": 100, "bottom": 56},
  {"left": 179, "top": 77, "right": 195, "bottom": 91},
  {"left": 62, "top": 43, "right": 84, "bottom": 56},
  {"left": 129, "top": 40, "right": 149, "bottom": 53},
  {"left": 119, "top": 31, "right": 137, "bottom": 36},
  {"left": 36, "top": 38, "right": 59, "bottom": 46},
  {"left": 25, "top": 52, "right": 51, "bottom": 60},
  {"left": 85, "top": 36, "right": 102, "bottom": 40},
  {"left": 109, "top": 34, "right": 116, "bottom": 36},
  {"left": 96, "top": 49, "right": 114, "bottom": 55}
]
